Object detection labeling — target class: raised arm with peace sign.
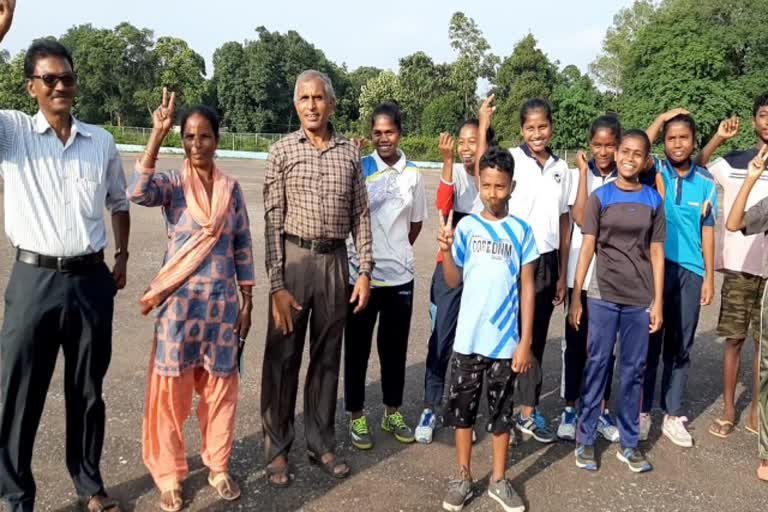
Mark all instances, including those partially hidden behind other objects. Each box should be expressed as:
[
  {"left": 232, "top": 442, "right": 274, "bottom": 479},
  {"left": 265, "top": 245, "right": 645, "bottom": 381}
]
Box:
[
  {"left": 725, "top": 144, "right": 768, "bottom": 233},
  {"left": 0, "top": 0, "right": 15, "bottom": 43},
  {"left": 152, "top": 87, "right": 177, "bottom": 136},
  {"left": 747, "top": 143, "right": 768, "bottom": 179},
  {"left": 139, "top": 87, "right": 177, "bottom": 170},
  {"left": 436, "top": 209, "right": 455, "bottom": 253},
  {"left": 437, "top": 209, "right": 465, "bottom": 290}
]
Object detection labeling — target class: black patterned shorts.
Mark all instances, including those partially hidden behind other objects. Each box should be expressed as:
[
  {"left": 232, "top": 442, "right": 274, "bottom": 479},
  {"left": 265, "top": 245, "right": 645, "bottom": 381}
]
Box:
[{"left": 443, "top": 352, "right": 517, "bottom": 434}]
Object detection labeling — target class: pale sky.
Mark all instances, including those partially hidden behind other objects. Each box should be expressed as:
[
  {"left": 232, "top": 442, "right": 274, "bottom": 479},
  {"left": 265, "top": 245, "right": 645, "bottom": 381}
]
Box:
[{"left": 3, "top": 0, "right": 635, "bottom": 87}]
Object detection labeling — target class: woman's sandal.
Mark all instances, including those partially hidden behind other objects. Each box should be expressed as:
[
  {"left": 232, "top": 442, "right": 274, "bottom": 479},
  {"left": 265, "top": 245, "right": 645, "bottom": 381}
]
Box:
[
  {"left": 266, "top": 462, "right": 292, "bottom": 488},
  {"left": 83, "top": 493, "right": 122, "bottom": 512},
  {"left": 307, "top": 451, "right": 350, "bottom": 479},
  {"left": 208, "top": 472, "right": 241, "bottom": 501},
  {"left": 708, "top": 418, "right": 735, "bottom": 438},
  {"left": 159, "top": 487, "right": 183, "bottom": 512}
]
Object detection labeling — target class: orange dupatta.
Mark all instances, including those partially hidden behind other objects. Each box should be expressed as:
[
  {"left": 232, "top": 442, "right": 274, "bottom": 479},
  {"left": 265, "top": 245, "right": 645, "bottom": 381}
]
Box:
[{"left": 140, "top": 159, "right": 235, "bottom": 315}]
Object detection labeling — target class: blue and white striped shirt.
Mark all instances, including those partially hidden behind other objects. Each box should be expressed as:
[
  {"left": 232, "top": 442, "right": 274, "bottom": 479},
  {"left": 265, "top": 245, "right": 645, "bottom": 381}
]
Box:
[
  {"left": 0, "top": 110, "right": 129, "bottom": 257},
  {"left": 451, "top": 214, "right": 539, "bottom": 359}
]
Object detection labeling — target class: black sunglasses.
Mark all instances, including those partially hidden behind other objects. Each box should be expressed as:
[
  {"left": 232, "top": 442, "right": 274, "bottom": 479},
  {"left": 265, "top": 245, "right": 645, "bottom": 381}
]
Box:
[{"left": 29, "top": 73, "right": 77, "bottom": 88}]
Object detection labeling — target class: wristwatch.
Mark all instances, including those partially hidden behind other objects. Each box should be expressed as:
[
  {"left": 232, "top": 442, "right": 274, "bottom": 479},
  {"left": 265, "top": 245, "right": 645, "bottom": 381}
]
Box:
[{"left": 359, "top": 270, "right": 371, "bottom": 278}]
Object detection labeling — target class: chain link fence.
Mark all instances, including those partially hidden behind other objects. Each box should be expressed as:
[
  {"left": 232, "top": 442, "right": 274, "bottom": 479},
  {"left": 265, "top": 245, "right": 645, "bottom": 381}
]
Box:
[
  {"left": 105, "top": 125, "right": 584, "bottom": 164},
  {"left": 104, "top": 126, "right": 284, "bottom": 153}
]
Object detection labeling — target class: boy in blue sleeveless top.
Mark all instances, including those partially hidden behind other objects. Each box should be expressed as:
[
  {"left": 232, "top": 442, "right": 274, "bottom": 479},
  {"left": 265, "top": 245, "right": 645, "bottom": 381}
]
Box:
[{"left": 438, "top": 147, "right": 538, "bottom": 512}]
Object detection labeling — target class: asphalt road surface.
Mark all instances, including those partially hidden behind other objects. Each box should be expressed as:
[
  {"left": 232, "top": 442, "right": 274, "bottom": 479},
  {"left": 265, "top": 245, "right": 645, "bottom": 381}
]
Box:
[{"left": 0, "top": 155, "right": 765, "bottom": 511}]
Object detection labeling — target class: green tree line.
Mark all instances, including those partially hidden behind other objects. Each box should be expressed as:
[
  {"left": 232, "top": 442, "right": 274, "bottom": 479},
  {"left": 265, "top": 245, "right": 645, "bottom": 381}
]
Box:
[{"left": 2, "top": 0, "right": 767, "bottom": 157}]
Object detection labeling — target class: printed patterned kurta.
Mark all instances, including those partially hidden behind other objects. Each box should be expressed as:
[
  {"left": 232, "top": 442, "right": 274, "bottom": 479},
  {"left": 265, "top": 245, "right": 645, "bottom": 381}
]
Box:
[{"left": 129, "top": 168, "right": 255, "bottom": 377}]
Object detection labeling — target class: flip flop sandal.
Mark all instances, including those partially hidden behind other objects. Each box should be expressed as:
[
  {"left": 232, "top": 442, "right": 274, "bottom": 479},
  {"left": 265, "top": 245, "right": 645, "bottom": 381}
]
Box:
[
  {"left": 708, "top": 418, "right": 735, "bottom": 438},
  {"left": 83, "top": 493, "right": 122, "bottom": 512},
  {"left": 307, "top": 451, "right": 351, "bottom": 479},
  {"left": 266, "top": 463, "right": 293, "bottom": 488},
  {"left": 159, "top": 488, "right": 183, "bottom": 512},
  {"left": 208, "top": 472, "right": 241, "bottom": 501},
  {"left": 746, "top": 424, "right": 758, "bottom": 435}
]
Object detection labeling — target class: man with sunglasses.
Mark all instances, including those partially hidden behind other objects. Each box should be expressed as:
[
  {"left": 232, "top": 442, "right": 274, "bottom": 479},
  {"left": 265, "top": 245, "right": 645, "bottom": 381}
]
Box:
[{"left": 0, "top": 2, "right": 130, "bottom": 511}]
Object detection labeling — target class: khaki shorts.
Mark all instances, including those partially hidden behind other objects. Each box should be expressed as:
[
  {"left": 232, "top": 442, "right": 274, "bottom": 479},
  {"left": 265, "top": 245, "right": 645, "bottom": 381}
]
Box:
[{"left": 717, "top": 270, "right": 767, "bottom": 340}]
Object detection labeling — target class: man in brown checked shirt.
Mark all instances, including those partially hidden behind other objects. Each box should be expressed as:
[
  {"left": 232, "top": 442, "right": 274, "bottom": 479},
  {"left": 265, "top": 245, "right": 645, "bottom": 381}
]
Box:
[{"left": 261, "top": 69, "right": 374, "bottom": 486}]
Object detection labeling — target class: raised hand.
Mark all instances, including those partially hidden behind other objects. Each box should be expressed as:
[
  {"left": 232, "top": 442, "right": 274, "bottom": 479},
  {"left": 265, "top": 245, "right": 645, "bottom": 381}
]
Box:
[
  {"left": 437, "top": 209, "right": 455, "bottom": 252},
  {"left": 717, "top": 116, "right": 740, "bottom": 140},
  {"left": 351, "top": 138, "right": 369, "bottom": 151},
  {"left": 0, "top": 0, "right": 16, "bottom": 42},
  {"left": 747, "top": 144, "right": 768, "bottom": 179},
  {"left": 439, "top": 133, "right": 455, "bottom": 161},
  {"left": 659, "top": 107, "right": 690, "bottom": 122},
  {"left": 152, "top": 87, "right": 176, "bottom": 135},
  {"left": 576, "top": 150, "right": 589, "bottom": 173},
  {"left": 479, "top": 94, "right": 496, "bottom": 126}
]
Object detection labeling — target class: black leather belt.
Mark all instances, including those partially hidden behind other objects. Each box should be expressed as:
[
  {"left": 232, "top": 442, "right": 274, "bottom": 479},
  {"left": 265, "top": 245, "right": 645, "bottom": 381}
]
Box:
[
  {"left": 285, "top": 234, "right": 344, "bottom": 254},
  {"left": 16, "top": 248, "right": 105, "bottom": 272}
]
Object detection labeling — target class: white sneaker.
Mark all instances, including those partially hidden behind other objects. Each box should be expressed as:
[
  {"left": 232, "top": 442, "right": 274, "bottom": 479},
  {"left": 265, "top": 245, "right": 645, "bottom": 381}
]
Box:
[
  {"left": 597, "top": 410, "right": 620, "bottom": 443},
  {"left": 639, "top": 413, "right": 651, "bottom": 441},
  {"left": 415, "top": 408, "right": 436, "bottom": 444},
  {"left": 556, "top": 407, "right": 577, "bottom": 441},
  {"left": 662, "top": 415, "right": 693, "bottom": 448}
]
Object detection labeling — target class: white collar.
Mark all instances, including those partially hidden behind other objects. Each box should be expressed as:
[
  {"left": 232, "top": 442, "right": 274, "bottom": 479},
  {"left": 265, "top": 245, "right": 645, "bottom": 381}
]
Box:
[
  {"left": 371, "top": 149, "right": 407, "bottom": 173},
  {"left": 33, "top": 111, "right": 92, "bottom": 138}
]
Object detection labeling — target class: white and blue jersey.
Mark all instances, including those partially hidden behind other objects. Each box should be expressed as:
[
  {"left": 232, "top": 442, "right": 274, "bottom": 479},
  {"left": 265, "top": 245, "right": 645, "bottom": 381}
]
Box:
[{"left": 451, "top": 214, "right": 539, "bottom": 359}]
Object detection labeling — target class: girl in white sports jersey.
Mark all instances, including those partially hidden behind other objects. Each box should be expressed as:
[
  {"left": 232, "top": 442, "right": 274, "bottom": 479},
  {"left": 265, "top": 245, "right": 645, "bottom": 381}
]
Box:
[
  {"left": 345, "top": 101, "right": 428, "bottom": 450},
  {"left": 477, "top": 95, "right": 571, "bottom": 444}
]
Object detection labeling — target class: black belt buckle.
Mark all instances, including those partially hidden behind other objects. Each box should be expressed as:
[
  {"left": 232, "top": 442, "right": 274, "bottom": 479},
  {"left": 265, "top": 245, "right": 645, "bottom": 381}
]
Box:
[
  {"left": 310, "top": 239, "right": 334, "bottom": 254},
  {"left": 287, "top": 234, "right": 339, "bottom": 254}
]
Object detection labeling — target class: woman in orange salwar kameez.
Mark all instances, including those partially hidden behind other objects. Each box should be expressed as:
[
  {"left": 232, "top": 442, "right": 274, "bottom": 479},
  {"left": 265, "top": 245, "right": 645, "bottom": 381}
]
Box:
[{"left": 128, "top": 90, "right": 255, "bottom": 511}]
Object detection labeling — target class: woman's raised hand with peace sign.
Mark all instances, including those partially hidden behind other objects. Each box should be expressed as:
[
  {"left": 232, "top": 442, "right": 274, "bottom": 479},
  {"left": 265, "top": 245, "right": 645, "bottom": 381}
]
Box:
[
  {"left": 152, "top": 87, "right": 177, "bottom": 136},
  {"left": 139, "top": 87, "right": 177, "bottom": 170}
]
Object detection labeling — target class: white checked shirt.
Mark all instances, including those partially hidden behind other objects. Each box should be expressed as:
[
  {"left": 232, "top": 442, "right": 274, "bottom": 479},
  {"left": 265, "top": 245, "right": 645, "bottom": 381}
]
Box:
[{"left": 0, "top": 110, "right": 129, "bottom": 257}]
